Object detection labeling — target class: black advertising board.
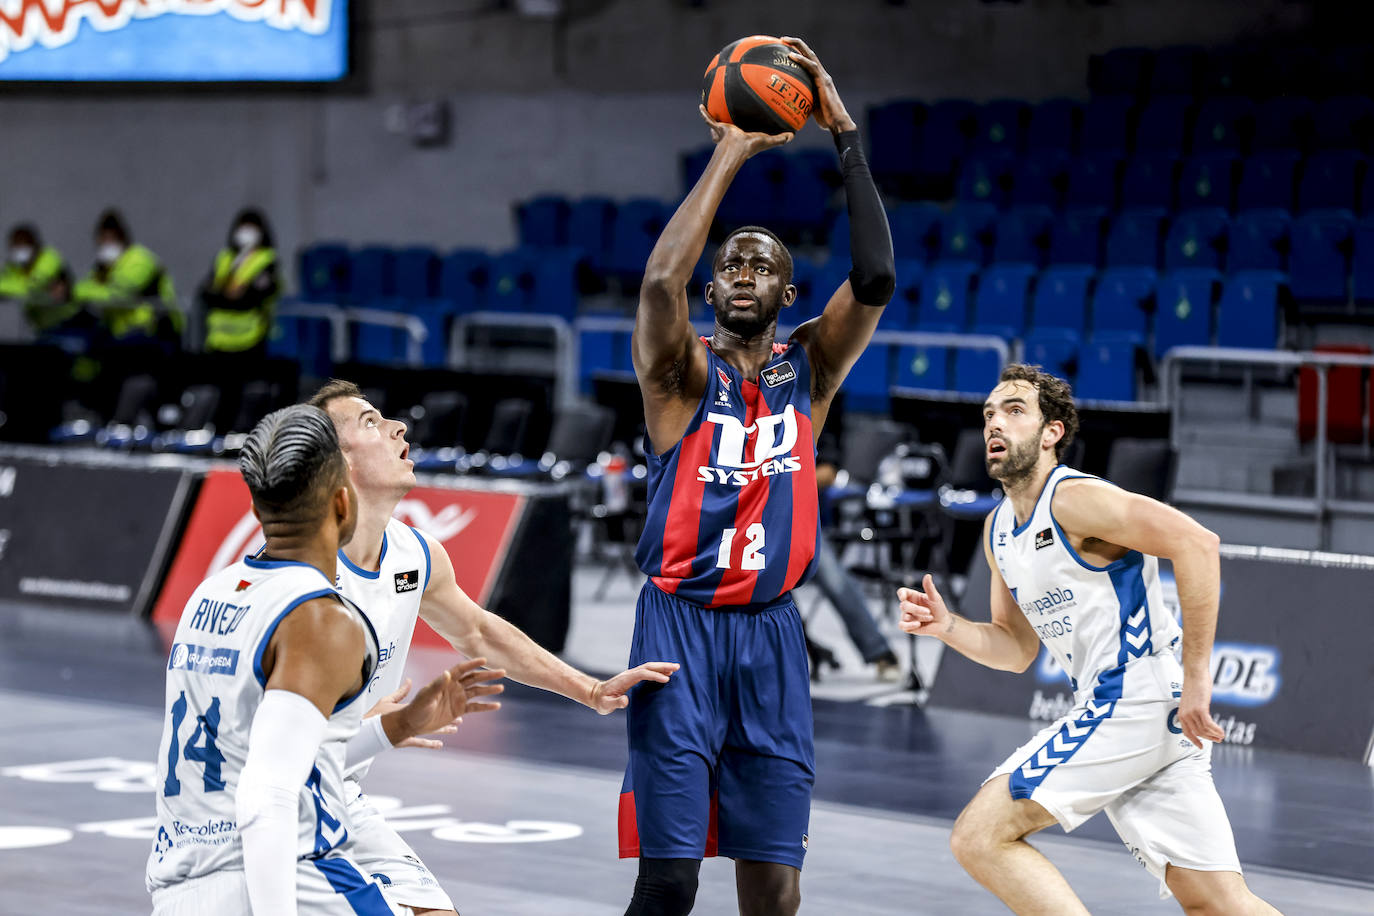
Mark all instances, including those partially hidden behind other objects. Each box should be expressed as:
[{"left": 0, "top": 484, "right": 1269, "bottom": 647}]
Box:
[
  {"left": 930, "top": 546, "right": 1374, "bottom": 760},
  {"left": 0, "top": 454, "right": 193, "bottom": 617}
]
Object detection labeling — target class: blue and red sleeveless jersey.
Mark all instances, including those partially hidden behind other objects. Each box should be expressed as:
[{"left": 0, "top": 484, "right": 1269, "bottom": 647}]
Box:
[{"left": 636, "top": 339, "right": 820, "bottom": 607}]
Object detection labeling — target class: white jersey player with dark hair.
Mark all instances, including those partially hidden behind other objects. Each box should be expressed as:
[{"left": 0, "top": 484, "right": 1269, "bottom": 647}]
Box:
[
  {"left": 896, "top": 364, "right": 1282, "bottom": 915},
  {"left": 147, "top": 404, "right": 501, "bottom": 916}
]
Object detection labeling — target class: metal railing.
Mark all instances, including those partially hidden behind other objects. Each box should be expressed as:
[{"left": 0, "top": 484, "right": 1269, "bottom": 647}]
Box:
[
  {"left": 277, "top": 302, "right": 429, "bottom": 368},
  {"left": 449, "top": 311, "right": 576, "bottom": 407}
]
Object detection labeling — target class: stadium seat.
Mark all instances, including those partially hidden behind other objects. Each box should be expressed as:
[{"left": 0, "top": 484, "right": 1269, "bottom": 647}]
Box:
[
  {"left": 894, "top": 344, "right": 949, "bottom": 392},
  {"left": 578, "top": 328, "right": 631, "bottom": 392},
  {"left": 1031, "top": 264, "right": 1094, "bottom": 334},
  {"left": 1088, "top": 48, "right": 1151, "bottom": 96},
  {"left": 916, "top": 100, "right": 978, "bottom": 195},
  {"left": 1155, "top": 268, "right": 1219, "bottom": 357},
  {"left": 1236, "top": 151, "right": 1301, "bottom": 211},
  {"left": 1022, "top": 328, "right": 1080, "bottom": 380},
  {"left": 606, "top": 198, "right": 668, "bottom": 284},
  {"left": 348, "top": 247, "right": 397, "bottom": 302},
  {"left": 717, "top": 151, "right": 783, "bottom": 232},
  {"left": 1080, "top": 96, "right": 1135, "bottom": 155},
  {"left": 1027, "top": 98, "right": 1081, "bottom": 151},
  {"left": 1163, "top": 207, "right": 1230, "bottom": 270},
  {"left": 1049, "top": 207, "right": 1108, "bottom": 267},
  {"left": 973, "top": 100, "right": 1030, "bottom": 155},
  {"left": 1198, "top": 46, "right": 1257, "bottom": 96},
  {"left": 1178, "top": 153, "right": 1238, "bottom": 211},
  {"left": 1106, "top": 207, "right": 1168, "bottom": 268},
  {"left": 269, "top": 311, "right": 335, "bottom": 377},
  {"left": 298, "top": 243, "right": 350, "bottom": 301},
  {"left": 955, "top": 150, "right": 1016, "bottom": 207},
  {"left": 1353, "top": 219, "right": 1374, "bottom": 306},
  {"left": 1253, "top": 96, "right": 1314, "bottom": 151},
  {"left": 531, "top": 247, "right": 586, "bottom": 319},
  {"left": 393, "top": 247, "right": 440, "bottom": 300},
  {"left": 1313, "top": 95, "right": 1374, "bottom": 152},
  {"left": 1298, "top": 150, "right": 1365, "bottom": 213},
  {"left": 1065, "top": 153, "right": 1121, "bottom": 209},
  {"left": 972, "top": 263, "right": 1035, "bottom": 338},
  {"left": 808, "top": 258, "right": 852, "bottom": 322},
  {"left": 517, "top": 195, "right": 571, "bottom": 248},
  {"left": 867, "top": 100, "right": 925, "bottom": 193},
  {"left": 1010, "top": 150, "right": 1069, "bottom": 209},
  {"left": 993, "top": 205, "right": 1053, "bottom": 267},
  {"left": 1132, "top": 95, "right": 1193, "bottom": 155},
  {"left": 486, "top": 249, "right": 538, "bottom": 311},
  {"left": 917, "top": 261, "right": 977, "bottom": 329},
  {"left": 1298, "top": 344, "right": 1370, "bottom": 444},
  {"left": 1091, "top": 266, "right": 1156, "bottom": 343},
  {"left": 568, "top": 197, "right": 617, "bottom": 273},
  {"left": 951, "top": 348, "right": 1002, "bottom": 395},
  {"left": 438, "top": 249, "right": 490, "bottom": 312},
  {"left": 1150, "top": 46, "right": 1202, "bottom": 94},
  {"left": 1216, "top": 270, "right": 1283, "bottom": 349},
  {"left": 887, "top": 202, "right": 943, "bottom": 263},
  {"left": 1120, "top": 154, "right": 1179, "bottom": 210},
  {"left": 938, "top": 202, "right": 997, "bottom": 264},
  {"left": 777, "top": 152, "right": 833, "bottom": 240},
  {"left": 1289, "top": 210, "right": 1354, "bottom": 302},
  {"left": 847, "top": 344, "right": 895, "bottom": 411},
  {"left": 885, "top": 258, "right": 922, "bottom": 329},
  {"left": 1228, "top": 208, "right": 1290, "bottom": 271},
  {"left": 1190, "top": 97, "right": 1255, "bottom": 153},
  {"left": 1076, "top": 339, "right": 1138, "bottom": 401}
]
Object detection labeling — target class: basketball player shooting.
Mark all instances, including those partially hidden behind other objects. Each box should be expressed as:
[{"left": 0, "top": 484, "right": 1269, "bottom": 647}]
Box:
[
  {"left": 619, "top": 38, "right": 894, "bottom": 916},
  {"left": 897, "top": 365, "right": 1282, "bottom": 915}
]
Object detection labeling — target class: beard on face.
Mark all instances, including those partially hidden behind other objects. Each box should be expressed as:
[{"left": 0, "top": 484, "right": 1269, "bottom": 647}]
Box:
[
  {"left": 986, "top": 427, "right": 1043, "bottom": 484},
  {"left": 711, "top": 288, "right": 781, "bottom": 340}
]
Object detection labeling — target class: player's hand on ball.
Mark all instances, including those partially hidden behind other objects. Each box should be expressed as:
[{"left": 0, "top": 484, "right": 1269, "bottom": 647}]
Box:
[
  {"left": 589, "top": 661, "right": 681, "bottom": 715},
  {"left": 897, "top": 574, "right": 952, "bottom": 636},
  {"left": 1177, "top": 677, "right": 1226, "bottom": 749},
  {"left": 780, "top": 37, "right": 855, "bottom": 134},
  {"left": 699, "top": 105, "right": 793, "bottom": 157},
  {"left": 394, "top": 658, "right": 505, "bottom": 748}
]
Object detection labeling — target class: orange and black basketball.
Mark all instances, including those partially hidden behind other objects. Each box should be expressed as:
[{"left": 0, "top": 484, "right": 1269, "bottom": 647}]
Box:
[{"left": 701, "top": 35, "right": 816, "bottom": 135}]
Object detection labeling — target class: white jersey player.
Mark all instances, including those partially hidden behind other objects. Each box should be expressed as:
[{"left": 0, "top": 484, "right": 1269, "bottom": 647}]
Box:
[{"left": 897, "top": 365, "right": 1282, "bottom": 915}]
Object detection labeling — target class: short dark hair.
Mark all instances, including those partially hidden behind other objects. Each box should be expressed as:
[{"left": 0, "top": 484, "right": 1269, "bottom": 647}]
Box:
[
  {"left": 998, "top": 363, "right": 1079, "bottom": 463},
  {"left": 228, "top": 207, "right": 274, "bottom": 248},
  {"left": 712, "top": 225, "right": 793, "bottom": 285},
  {"left": 9, "top": 224, "right": 38, "bottom": 247},
  {"left": 239, "top": 404, "right": 347, "bottom": 518},
  {"left": 308, "top": 379, "right": 364, "bottom": 415},
  {"left": 95, "top": 209, "right": 129, "bottom": 242}
]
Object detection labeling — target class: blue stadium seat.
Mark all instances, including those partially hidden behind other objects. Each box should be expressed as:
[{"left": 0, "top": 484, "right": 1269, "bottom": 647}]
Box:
[
  {"left": 1010, "top": 150, "right": 1069, "bottom": 208},
  {"left": 1091, "top": 266, "right": 1156, "bottom": 343},
  {"left": 1080, "top": 96, "right": 1135, "bottom": 155},
  {"left": 1253, "top": 96, "right": 1314, "bottom": 151},
  {"left": 1132, "top": 95, "right": 1193, "bottom": 154},
  {"left": 486, "top": 249, "right": 538, "bottom": 312},
  {"left": 568, "top": 197, "right": 616, "bottom": 273},
  {"left": 394, "top": 247, "right": 440, "bottom": 300},
  {"left": 349, "top": 247, "right": 397, "bottom": 301},
  {"left": 1164, "top": 208, "right": 1230, "bottom": 270},
  {"left": 847, "top": 344, "right": 895, "bottom": 411},
  {"left": 1076, "top": 339, "right": 1138, "bottom": 401},
  {"left": 1155, "top": 268, "right": 1219, "bottom": 357},
  {"left": 938, "top": 202, "right": 997, "bottom": 264},
  {"left": 1150, "top": 46, "right": 1202, "bottom": 94},
  {"left": 578, "top": 327, "right": 631, "bottom": 392},
  {"left": 298, "top": 243, "right": 349, "bottom": 301},
  {"left": 606, "top": 198, "right": 669, "bottom": 283},
  {"left": 1217, "top": 270, "right": 1283, "bottom": 349},
  {"left": 351, "top": 297, "right": 452, "bottom": 368},
  {"left": 1289, "top": 210, "right": 1354, "bottom": 302},
  {"left": 993, "top": 205, "right": 1054, "bottom": 267},
  {"left": 972, "top": 263, "right": 1035, "bottom": 338},
  {"left": 1198, "top": 46, "right": 1257, "bottom": 96},
  {"left": 1191, "top": 97, "right": 1255, "bottom": 153},
  {"left": 1022, "top": 328, "right": 1080, "bottom": 380},
  {"left": 1089, "top": 48, "right": 1151, "bottom": 95},
  {"left": 1065, "top": 153, "right": 1121, "bottom": 209},
  {"left": 885, "top": 258, "right": 922, "bottom": 329},
  {"left": 973, "top": 100, "right": 1029, "bottom": 155},
  {"left": 1031, "top": 265, "right": 1094, "bottom": 334},
  {"left": 438, "top": 249, "right": 489, "bottom": 312},
  {"left": 1027, "top": 99, "right": 1081, "bottom": 151},
  {"left": 777, "top": 151, "right": 832, "bottom": 239},
  {"left": 894, "top": 344, "right": 949, "bottom": 392},
  {"left": 269, "top": 308, "right": 335, "bottom": 377},
  {"left": 1236, "top": 151, "right": 1300, "bottom": 211},
  {"left": 531, "top": 247, "right": 586, "bottom": 319},
  {"left": 917, "top": 261, "right": 977, "bottom": 329},
  {"left": 887, "top": 202, "right": 943, "bottom": 263},
  {"left": 1048, "top": 207, "right": 1108, "bottom": 267},
  {"left": 951, "top": 348, "right": 1002, "bottom": 395},
  {"left": 1355, "top": 220, "right": 1374, "bottom": 305},
  {"left": 717, "top": 151, "right": 784, "bottom": 231},
  {"left": 1298, "top": 150, "right": 1365, "bottom": 213},
  {"left": 681, "top": 146, "right": 713, "bottom": 192},
  {"left": 517, "top": 195, "right": 571, "bottom": 248},
  {"left": 917, "top": 100, "right": 978, "bottom": 192},
  {"left": 808, "top": 258, "right": 852, "bottom": 322},
  {"left": 1119, "top": 154, "right": 1179, "bottom": 210},
  {"left": 1105, "top": 208, "right": 1167, "bottom": 268},
  {"left": 1228, "top": 208, "right": 1290, "bottom": 272},
  {"left": 1178, "top": 153, "right": 1238, "bottom": 211},
  {"left": 956, "top": 150, "right": 1016, "bottom": 207},
  {"left": 1314, "top": 95, "right": 1374, "bottom": 152},
  {"left": 867, "top": 100, "right": 925, "bottom": 192}
]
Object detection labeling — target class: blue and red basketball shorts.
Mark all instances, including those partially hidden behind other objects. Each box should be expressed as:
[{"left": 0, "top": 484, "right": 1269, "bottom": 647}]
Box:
[{"left": 618, "top": 580, "right": 816, "bottom": 870}]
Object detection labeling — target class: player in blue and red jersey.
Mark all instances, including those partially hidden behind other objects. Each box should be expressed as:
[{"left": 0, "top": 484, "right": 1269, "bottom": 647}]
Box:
[{"left": 619, "top": 38, "right": 895, "bottom": 916}]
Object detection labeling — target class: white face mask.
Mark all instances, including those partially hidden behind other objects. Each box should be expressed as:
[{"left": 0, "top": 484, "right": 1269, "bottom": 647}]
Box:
[
  {"left": 9, "top": 246, "right": 33, "bottom": 266},
  {"left": 96, "top": 242, "right": 123, "bottom": 266},
  {"left": 233, "top": 225, "right": 262, "bottom": 250}
]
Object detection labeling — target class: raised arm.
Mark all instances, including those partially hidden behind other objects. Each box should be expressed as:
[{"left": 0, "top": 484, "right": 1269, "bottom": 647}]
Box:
[
  {"left": 634, "top": 109, "right": 793, "bottom": 452},
  {"left": 783, "top": 38, "right": 895, "bottom": 429},
  {"left": 1050, "top": 478, "right": 1226, "bottom": 748}
]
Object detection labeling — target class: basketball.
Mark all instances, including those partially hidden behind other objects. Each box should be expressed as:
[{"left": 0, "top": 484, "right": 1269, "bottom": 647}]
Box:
[{"left": 701, "top": 35, "right": 816, "bottom": 135}]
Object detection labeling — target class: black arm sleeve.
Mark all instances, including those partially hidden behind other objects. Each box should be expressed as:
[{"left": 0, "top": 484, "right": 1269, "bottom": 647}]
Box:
[{"left": 835, "top": 129, "right": 895, "bottom": 307}]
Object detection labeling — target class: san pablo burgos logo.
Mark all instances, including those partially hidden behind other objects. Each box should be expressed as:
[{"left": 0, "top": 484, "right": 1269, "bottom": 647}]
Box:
[{"left": 698, "top": 404, "right": 802, "bottom": 487}]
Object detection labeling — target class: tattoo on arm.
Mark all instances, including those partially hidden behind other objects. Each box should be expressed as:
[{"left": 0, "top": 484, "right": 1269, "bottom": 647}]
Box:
[{"left": 944, "top": 615, "right": 956, "bottom": 635}]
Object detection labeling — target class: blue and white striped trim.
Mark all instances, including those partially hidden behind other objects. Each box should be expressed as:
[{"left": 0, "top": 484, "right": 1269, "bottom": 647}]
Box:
[
  {"left": 312, "top": 855, "right": 394, "bottom": 914},
  {"left": 1110, "top": 555, "right": 1153, "bottom": 666},
  {"left": 1009, "top": 663, "right": 1125, "bottom": 798}
]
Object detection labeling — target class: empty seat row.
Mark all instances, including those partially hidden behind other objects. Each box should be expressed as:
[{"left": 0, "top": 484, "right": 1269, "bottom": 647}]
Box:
[{"left": 1089, "top": 44, "right": 1374, "bottom": 99}]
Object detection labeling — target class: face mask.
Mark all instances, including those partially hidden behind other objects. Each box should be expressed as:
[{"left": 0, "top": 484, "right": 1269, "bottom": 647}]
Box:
[
  {"left": 96, "top": 242, "right": 123, "bottom": 266},
  {"left": 233, "top": 225, "right": 262, "bottom": 250},
  {"left": 9, "top": 246, "right": 33, "bottom": 266}
]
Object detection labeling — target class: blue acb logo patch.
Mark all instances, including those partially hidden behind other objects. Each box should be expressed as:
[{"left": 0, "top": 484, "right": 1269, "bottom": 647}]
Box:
[{"left": 168, "top": 643, "right": 240, "bottom": 676}]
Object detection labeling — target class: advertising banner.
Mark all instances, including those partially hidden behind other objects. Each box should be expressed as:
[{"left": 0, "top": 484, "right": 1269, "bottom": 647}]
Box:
[
  {"left": 152, "top": 470, "right": 565, "bottom": 650},
  {"left": 0, "top": 0, "right": 348, "bottom": 81},
  {"left": 0, "top": 455, "right": 192, "bottom": 616},
  {"left": 929, "top": 546, "right": 1374, "bottom": 760}
]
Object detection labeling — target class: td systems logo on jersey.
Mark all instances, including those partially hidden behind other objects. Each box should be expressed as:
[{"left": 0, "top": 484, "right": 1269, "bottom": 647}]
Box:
[
  {"left": 168, "top": 643, "right": 240, "bottom": 676},
  {"left": 698, "top": 404, "right": 802, "bottom": 487}
]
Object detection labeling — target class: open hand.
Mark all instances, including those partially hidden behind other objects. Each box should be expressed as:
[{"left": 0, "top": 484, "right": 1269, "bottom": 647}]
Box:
[
  {"left": 1177, "top": 677, "right": 1226, "bottom": 749},
  {"left": 699, "top": 104, "right": 794, "bottom": 158},
  {"left": 780, "top": 37, "right": 856, "bottom": 134},
  {"left": 588, "top": 661, "right": 680, "bottom": 715},
  {"left": 897, "top": 574, "right": 953, "bottom": 637},
  {"left": 368, "top": 659, "right": 505, "bottom": 749}
]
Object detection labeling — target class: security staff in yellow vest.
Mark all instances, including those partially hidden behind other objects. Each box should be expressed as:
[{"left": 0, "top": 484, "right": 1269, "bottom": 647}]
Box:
[
  {"left": 0, "top": 224, "right": 75, "bottom": 333},
  {"left": 72, "top": 209, "right": 182, "bottom": 346},
  {"left": 201, "top": 208, "right": 280, "bottom": 354}
]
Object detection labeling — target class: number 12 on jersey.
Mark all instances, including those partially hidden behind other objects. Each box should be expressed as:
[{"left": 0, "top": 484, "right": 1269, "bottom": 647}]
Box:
[{"left": 717, "top": 523, "right": 765, "bottom": 570}]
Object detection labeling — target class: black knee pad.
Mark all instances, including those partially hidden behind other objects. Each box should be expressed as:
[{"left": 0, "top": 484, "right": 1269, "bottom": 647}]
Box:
[{"left": 624, "top": 857, "right": 701, "bottom": 916}]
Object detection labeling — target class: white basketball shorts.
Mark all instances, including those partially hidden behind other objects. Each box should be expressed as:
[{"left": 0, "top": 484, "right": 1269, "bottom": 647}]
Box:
[
  {"left": 150, "top": 853, "right": 404, "bottom": 915},
  {"left": 345, "top": 783, "right": 456, "bottom": 912}
]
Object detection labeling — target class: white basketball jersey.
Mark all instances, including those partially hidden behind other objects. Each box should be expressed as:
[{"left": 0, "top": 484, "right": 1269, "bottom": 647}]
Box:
[
  {"left": 989, "top": 466, "right": 1182, "bottom": 698},
  {"left": 146, "top": 557, "right": 380, "bottom": 891},
  {"left": 336, "top": 518, "right": 432, "bottom": 782}
]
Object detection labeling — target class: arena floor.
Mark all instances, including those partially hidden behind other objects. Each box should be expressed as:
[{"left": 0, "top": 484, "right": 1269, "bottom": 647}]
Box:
[{"left": 1, "top": 567, "right": 1371, "bottom": 915}]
